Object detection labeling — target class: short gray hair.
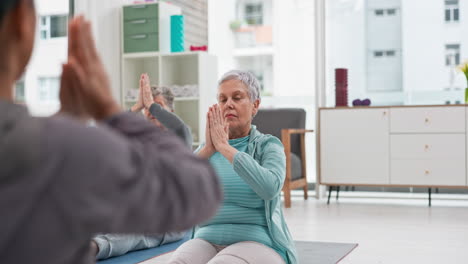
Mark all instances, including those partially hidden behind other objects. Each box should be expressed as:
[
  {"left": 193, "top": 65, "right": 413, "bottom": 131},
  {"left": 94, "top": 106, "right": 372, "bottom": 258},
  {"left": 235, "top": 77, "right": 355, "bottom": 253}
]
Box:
[
  {"left": 218, "top": 70, "right": 261, "bottom": 102},
  {"left": 151, "top": 86, "right": 175, "bottom": 111}
]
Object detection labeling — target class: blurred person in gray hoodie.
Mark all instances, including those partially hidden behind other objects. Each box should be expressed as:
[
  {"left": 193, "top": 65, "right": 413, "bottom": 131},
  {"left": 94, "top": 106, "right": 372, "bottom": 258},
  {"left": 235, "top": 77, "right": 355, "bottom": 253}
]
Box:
[{"left": 0, "top": 1, "right": 222, "bottom": 264}]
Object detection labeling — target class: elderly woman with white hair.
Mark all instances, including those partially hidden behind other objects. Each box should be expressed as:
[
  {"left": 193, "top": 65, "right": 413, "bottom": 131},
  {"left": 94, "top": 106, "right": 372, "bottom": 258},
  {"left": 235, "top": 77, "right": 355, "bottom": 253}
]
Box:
[{"left": 168, "top": 70, "right": 298, "bottom": 264}]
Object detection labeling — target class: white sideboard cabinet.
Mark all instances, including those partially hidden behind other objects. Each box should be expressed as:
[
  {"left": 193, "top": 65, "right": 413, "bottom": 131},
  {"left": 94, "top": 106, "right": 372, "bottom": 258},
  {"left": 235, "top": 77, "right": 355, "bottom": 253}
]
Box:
[{"left": 319, "top": 106, "right": 468, "bottom": 191}]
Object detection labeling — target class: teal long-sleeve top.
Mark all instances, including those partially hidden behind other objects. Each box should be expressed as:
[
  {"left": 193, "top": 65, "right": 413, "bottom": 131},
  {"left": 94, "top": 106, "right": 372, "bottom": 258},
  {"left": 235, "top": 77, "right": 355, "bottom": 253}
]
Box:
[{"left": 195, "top": 125, "right": 298, "bottom": 264}]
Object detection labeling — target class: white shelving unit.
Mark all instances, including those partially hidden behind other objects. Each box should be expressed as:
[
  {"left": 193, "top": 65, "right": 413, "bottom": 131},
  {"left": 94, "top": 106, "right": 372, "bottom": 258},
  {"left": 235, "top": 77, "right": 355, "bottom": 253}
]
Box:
[
  {"left": 121, "top": 52, "right": 218, "bottom": 147},
  {"left": 120, "top": 2, "right": 218, "bottom": 147}
]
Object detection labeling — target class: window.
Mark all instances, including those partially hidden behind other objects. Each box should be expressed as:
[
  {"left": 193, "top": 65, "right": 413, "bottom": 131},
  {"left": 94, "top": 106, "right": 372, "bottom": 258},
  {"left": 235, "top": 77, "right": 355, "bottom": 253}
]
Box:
[
  {"left": 445, "top": 44, "right": 460, "bottom": 66},
  {"left": 38, "top": 77, "right": 60, "bottom": 102},
  {"left": 374, "top": 51, "right": 384, "bottom": 57},
  {"left": 327, "top": 0, "right": 468, "bottom": 106},
  {"left": 445, "top": 0, "right": 459, "bottom": 22},
  {"left": 40, "top": 15, "right": 68, "bottom": 40},
  {"left": 245, "top": 3, "right": 263, "bottom": 25},
  {"left": 373, "top": 50, "right": 396, "bottom": 58},
  {"left": 15, "top": 80, "right": 25, "bottom": 103},
  {"left": 375, "top": 9, "right": 397, "bottom": 17}
]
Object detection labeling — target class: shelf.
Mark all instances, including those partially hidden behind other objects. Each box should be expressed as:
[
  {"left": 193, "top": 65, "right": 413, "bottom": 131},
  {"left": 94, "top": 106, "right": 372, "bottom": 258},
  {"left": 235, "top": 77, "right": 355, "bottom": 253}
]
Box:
[
  {"left": 233, "top": 46, "right": 274, "bottom": 57},
  {"left": 160, "top": 51, "right": 205, "bottom": 57},
  {"left": 175, "top": 97, "right": 199, "bottom": 101},
  {"left": 123, "top": 52, "right": 160, "bottom": 59},
  {"left": 123, "top": 51, "right": 208, "bottom": 59}
]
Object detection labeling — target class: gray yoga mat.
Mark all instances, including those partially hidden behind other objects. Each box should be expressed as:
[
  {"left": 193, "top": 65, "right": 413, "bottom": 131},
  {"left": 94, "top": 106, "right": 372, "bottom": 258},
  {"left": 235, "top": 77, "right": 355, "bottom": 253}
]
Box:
[
  {"left": 295, "top": 241, "right": 358, "bottom": 264},
  {"left": 141, "top": 240, "right": 358, "bottom": 264}
]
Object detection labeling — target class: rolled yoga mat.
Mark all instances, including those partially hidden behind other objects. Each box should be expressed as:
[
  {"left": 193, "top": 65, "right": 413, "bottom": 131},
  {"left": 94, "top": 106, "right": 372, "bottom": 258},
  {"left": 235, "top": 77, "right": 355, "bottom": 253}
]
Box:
[{"left": 171, "top": 15, "right": 184, "bottom": 52}]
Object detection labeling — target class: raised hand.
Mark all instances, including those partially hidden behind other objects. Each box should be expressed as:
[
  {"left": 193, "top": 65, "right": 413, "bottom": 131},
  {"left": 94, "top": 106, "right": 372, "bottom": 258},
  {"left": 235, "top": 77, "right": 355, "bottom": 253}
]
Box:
[
  {"left": 65, "top": 16, "right": 120, "bottom": 120},
  {"left": 209, "top": 104, "right": 229, "bottom": 150},
  {"left": 141, "top": 73, "right": 154, "bottom": 109},
  {"left": 196, "top": 105, "right": 218, "bottom": 159},
  {"left": 205, "top": 106, "right": 215, "bottom": 150},
  {"left": 130, "top": 74, "right": 146, "bottom": 112},
  {"left": 59, "top": 63, "right": 89, "bottom": 121}
]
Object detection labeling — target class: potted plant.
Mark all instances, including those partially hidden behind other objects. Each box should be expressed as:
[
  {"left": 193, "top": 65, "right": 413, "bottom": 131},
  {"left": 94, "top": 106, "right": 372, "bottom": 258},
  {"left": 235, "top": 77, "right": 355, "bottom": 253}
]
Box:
[
  {"left": 229, "top": 20, "right": 245, "bottom": 31},
  {"left": 457, "top": 61, "right": 468, "bottom": 103}
]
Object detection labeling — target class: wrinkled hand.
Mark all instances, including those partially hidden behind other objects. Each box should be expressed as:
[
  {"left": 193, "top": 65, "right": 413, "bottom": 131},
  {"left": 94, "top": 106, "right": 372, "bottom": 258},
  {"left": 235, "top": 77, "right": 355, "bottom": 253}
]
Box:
[
  {"left": 64, "top": 16, "right": 120, "bottom": 120},
  {"left": 141, "top": 73, "right": 154, "bottom": 109},
  {"left": 204, "top": 106, "right": 215, "bottom": 151},
  {"left": 209, "top": 104, "right": 229, "bottom": 150}
]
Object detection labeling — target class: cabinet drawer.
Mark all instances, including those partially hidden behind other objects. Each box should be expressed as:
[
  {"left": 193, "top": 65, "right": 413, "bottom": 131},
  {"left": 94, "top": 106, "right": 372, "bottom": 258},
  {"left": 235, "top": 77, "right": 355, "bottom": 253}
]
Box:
[
  {"left": 390, "top": 107, "right": 465, "bottom": 133},
  {"left": 391, "top": 159, "right": 465, "bottom": 186},
  {"left": 124, "top": 33, "right": 159, "bottom": 53},
  {"left": 391, "top": 134, "right": 465, "bottom": 160},
  {"left": 124, "top": 18, "right": 158, "bottom": 36},
  {"left": 123, "top": 4, "right": 158, "bottom": 20}
]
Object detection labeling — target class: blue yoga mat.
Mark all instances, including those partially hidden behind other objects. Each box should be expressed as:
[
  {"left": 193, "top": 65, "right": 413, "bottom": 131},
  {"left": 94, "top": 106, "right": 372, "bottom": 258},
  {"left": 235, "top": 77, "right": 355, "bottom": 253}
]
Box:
[{"left": 97, "top": 232, "right": 191, "bottom": 264}]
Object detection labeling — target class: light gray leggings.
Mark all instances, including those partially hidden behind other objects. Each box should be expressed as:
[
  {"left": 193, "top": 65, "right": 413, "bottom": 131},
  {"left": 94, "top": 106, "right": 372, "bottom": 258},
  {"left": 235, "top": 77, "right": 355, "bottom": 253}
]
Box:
[{"left": 167, "top": 238, "right": 286, "bottom": 264}]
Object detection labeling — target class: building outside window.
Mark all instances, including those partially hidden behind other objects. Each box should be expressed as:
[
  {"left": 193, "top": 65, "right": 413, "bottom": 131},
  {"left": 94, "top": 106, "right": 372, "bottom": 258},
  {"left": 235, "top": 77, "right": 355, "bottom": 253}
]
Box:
[
  {"left": 327, "top": 0, "right": 466, "bottom": 106},
  {"left": 245, "top": 3, "right": 263, "bottom": 25},
  {"left": 40, "top": 15, "right": 68, "bottom": 40},
  {"left": 446, "top": 44, "right": 460, "bottom": 66},
  {"left": 15, "top": 80, "right": 25, "bottom": 103},
  {"left": 38, "top": 77, "right": 60, "bottom": 102},
  {"left": 445, "top": 0, "right": 459, "bottom": 22}
]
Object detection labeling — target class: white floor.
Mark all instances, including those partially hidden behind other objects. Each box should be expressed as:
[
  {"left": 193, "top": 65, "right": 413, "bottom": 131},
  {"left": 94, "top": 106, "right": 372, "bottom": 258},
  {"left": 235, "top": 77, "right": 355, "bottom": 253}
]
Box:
[{"left": 283, "top": 192, "right": 468, "bottom": 264}]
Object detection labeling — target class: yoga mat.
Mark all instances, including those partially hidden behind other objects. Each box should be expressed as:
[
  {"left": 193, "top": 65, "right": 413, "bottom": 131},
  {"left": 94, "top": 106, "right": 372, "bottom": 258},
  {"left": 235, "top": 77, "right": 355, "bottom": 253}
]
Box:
[
  {"left": 106, "top": 240, "right": 358, "bottom": 264},
  {"left": 97, "top": 232, "right": 191, "bottom": 264},
  {"left": 170, "top": 15, "right": 184, "bottom": 52}
]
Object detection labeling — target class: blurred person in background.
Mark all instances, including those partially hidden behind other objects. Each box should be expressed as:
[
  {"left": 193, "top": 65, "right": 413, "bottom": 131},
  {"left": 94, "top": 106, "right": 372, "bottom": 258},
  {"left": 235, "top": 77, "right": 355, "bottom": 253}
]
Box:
[{"left": 0, "top": 1, "right": 222, "bottom": 263}]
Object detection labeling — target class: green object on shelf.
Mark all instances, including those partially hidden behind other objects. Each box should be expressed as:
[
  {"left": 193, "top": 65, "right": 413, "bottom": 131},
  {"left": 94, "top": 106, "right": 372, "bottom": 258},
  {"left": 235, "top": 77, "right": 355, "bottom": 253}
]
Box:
[
  {"left": 465, "top": 88, "right": 468, "bottom": 104},
  {"left": 124, "top": 18, "right": 158, "bottom": 36},
  {"left": 124, "top": 33, "right": 159, "bottom": 53},
  {"left": 123, "top": 3, "right": 159, "bottom": 53},
  {"left": 171, "top": 15, "right": 184, "bottom": 52},
  {"left": 123, "top": 4, "right": 158, "bottom": 20}
]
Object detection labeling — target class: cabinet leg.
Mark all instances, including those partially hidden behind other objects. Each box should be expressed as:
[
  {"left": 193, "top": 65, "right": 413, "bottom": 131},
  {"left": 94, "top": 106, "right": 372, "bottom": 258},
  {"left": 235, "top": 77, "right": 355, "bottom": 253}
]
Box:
[
  {"left": 428, "top": 188, "right": 432, "bottom": 207},
  {"left": 327, "top": 186, "right": 333, "bottom": 204}
]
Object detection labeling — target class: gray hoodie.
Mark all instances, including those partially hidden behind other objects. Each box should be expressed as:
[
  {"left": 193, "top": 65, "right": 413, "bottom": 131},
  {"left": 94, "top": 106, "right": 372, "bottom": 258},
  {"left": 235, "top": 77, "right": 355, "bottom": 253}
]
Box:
[{"left": 0, "top": 100, "right": 221, "bottom": 264}]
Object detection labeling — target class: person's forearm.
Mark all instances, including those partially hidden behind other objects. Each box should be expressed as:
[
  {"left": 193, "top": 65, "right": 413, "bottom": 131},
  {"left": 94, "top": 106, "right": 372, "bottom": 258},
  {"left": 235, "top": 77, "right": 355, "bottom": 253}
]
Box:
[
  {"left": 197, "top": 145, "right": 216, "bottom": 159},
  {"left": 148, "top": 103, "right": 184, "bottom": 131},
  {"left": 217, "top": 144, "right": 238, "bottom": 163},
  {"left": 130, "top": 104, "right": 143, "bottom": 112},
  {"left": 149, "top": 103, "right": 192, "bottom": 147},
  {"left": 231, "top": 140, "right": 286, "bottom": 200}
]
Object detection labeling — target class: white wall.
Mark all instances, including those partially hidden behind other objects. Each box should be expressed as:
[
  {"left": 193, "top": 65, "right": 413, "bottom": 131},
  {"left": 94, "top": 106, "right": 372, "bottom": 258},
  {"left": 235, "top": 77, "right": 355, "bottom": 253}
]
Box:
[{"left": 75, "top": 0, "right": 127, "bottom": 103}]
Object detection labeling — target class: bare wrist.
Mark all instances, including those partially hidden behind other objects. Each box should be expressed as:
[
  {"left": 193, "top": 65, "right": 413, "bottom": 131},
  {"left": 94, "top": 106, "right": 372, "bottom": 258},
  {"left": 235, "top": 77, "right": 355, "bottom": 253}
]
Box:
[
  {"left": 95, "top": 101, "right": 121, "bottom": 120},
  {"left": 131, "top": 104, "right": 143, "bottom": 112},
  {"left": 199, "top": 145, "right": 215, "bottom": 159}
]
